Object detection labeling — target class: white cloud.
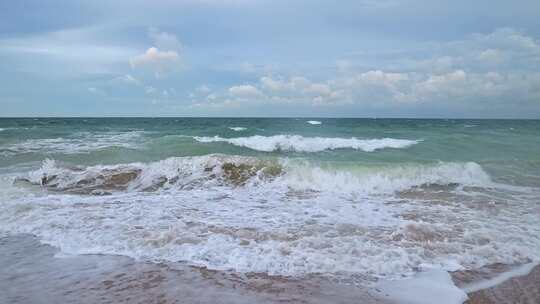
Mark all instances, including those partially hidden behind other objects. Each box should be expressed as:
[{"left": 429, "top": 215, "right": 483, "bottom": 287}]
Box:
[
  {"left": 188, "top": 28, "right": 540, "bottom": 111},
  {"left": 228, "top": 85, "right": 263, "bottom": 99},
  {"left": 130, "top": 47, "right": 180, "bottom": 71},
  {"left": 260, "top": 76, "right": 286, "bottom": 91},
  {"left": 128, "top": 29, "right": 183, "bottom": 76},
  {"left": 148, "top": 28, "right": 183, "bottom": 51}
]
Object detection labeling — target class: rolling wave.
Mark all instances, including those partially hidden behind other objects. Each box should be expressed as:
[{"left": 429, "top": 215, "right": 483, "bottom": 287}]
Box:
[
  {"left": 194, "top": 135, "right": 419, "bottom": 152},
  {"left": 18, "top": 155, "right": 491, "bottom": 196}
]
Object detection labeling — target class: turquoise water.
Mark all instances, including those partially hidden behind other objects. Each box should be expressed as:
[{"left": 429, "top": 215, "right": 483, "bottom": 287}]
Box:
[
  {"left": 1, "top": 118, "right": 539, "bottom": 174},
  {"left": 1, "top": 118, "right": 539, "bottom": 284}
]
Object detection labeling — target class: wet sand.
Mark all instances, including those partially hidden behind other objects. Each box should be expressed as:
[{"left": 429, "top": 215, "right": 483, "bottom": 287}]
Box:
[
  {"left": 455, "top": 265, "right": 540, "bottom": 304},
  {"left": 0, "top": 234, "right": 385, "bottom": 304},
  {"left": 2, "top": 234, "right": 539, "bottom": 304}
]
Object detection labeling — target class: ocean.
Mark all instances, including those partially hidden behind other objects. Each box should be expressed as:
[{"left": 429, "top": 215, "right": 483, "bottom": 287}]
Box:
[{"left": 1, "top": 117, "right": 539, "bottom": 302}]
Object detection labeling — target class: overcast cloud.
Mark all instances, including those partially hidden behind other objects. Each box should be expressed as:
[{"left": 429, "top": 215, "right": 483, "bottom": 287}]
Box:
[{"left": 0, "top": 0, "right": 539, "bottom": 117}]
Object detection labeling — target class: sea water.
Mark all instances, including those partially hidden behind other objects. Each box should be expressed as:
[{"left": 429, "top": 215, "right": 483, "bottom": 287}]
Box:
[{"left": 0, "top": 118, "right": 539, "bottom": 300}]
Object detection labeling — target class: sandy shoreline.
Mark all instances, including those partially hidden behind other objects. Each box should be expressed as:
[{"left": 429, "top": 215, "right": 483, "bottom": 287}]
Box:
[
  {"left": 1, "top": 234, "right": 538, "bottom": 304},
  {"left": 458, "top": 266, "right": 540, "bottom": 304},
  {"left": 0, "top": 234, "right": 385, "bottom": 304}
]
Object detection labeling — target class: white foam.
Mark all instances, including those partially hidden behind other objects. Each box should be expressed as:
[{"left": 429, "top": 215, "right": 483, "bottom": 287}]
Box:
[
  {"left": 1, "top": 131, "right": 144, "bottom": 155},
  {"left": 25, "top": 157, "right": 492, "bottom": 196},
  {"left": 375, "top": 270, "right": 468, "bottom": 304},
  {"left": 194, "top": 135, "right": 419, "bottom": 152},
  {"left": 229, "top": 127, "right": 247, "bottom": 131},
  {"left": 307, "top": 120, "right": 322, "bottom": 125},
  {"left": 25, "top": 155, "right": 276, "bottom": 192},
  {"left": 2, "top": 156, "right": 540, "bottom": 289},
  {"left": 279, "top": 161, "right": 492, "bottom": 195}
]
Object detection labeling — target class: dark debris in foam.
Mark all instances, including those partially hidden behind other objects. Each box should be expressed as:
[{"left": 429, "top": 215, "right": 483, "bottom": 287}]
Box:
[{"left": 14, "top": 160, "right": 284, "bottom": 196}]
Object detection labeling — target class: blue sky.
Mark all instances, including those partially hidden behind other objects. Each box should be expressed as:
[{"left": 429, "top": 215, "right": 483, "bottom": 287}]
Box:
[{"left": 1, "top": 0, "right": 540, "bottom": 117}]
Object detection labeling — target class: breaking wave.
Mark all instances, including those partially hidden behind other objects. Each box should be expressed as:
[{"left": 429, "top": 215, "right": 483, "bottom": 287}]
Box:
[
  {"left": 194, "top": 135, "right": 419, "bottom": 152},
  {"left": 6, "top": 155, "right": 540, "bottom": 284},
  {"left": 306, "top": 120, "right": 322, "bottom": 125},
  {"left": 17, "top": 155, "right": 492, "bottom": 196}
]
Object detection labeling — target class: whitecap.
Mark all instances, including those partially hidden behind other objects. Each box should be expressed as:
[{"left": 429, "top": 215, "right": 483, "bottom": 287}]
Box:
[
  {"left": 1, "top": 131, "right": 145, "bottom": 155},
  {"left": 306, "top": 120, "right": 322, "bottom": 125},
  {"left": 194, "top": 134, "right": 419, "bottom": 152},
  {"left": 228, "top": 127, "right": 247, "bottom": 131},
  {"left": 279, "top": 161, "right": 492, "bottom": 195}
]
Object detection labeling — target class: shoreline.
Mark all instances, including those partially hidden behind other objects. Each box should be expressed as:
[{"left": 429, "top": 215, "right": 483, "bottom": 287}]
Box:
[
  {"left": 457, "top": 265, "right": 540, "bottom": 303},
  {"left": 1, "top": 233, "right": 538, "bottom": 304},
  {"left": 0, "top": 234, "right": 385, "bottom": 304}
]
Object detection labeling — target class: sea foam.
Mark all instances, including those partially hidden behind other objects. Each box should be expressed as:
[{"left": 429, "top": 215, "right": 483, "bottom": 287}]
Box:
[
  {"left": 194, "top": 135, "right": 419, "bottom": 152},
  {"left": 23, "top": 157, "right": 492, "bottom": 196},
  {"left": 2, "top": 155, "right": 539, "bottom": 287},
  {"left": 1, "top": 131, "right": 144, "bottom": 155}
]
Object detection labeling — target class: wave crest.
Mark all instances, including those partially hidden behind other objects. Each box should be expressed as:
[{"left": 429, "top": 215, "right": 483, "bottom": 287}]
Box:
[
  {"left": 18, "top": 156, "right": 492, "bottom": 196},
  {"left": 194, "top": 135, "right": 419, "bottom": 152},
  {"left": 280, "top": 161, "right": 492, "bottom": 195},
  {"left": 19, "top": 155, "right": 282, "bottom": 195}
]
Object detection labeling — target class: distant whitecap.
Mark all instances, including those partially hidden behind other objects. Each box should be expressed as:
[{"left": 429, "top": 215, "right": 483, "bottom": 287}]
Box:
[{"left": 228, "top": 127, "right": 247, "bottom": 131}]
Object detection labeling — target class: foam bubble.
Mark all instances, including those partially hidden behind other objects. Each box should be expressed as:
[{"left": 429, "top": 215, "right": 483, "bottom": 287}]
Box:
[{"left": 194, "top": 135, "right": 419, "bottom": 152}]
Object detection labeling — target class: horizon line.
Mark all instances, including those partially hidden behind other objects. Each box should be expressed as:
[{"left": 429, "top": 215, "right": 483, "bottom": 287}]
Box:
[{"left": 0, "top": 116, "right": 539, "bottom": 120}]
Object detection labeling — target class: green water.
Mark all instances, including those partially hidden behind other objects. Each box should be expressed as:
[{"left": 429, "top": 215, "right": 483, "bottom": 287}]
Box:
[
  {"left": 1, "top": 118, "right": 539, "bottom": 185},
  {"left": 1, "top": 117, "right": 540, "bottom": 283}
]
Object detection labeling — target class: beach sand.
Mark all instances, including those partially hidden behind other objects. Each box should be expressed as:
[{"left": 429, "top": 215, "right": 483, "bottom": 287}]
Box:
[
  {"left": 0, "top": 234, "right": 385, "bottom": 304},
  {"left": 1, "top": 234, "right": 538, "bottom": 304},
  {"left": 456, "top": 265, "right": 540, "bottom": 304}
]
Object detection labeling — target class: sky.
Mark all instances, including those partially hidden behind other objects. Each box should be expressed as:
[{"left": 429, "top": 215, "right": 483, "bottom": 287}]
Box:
[{"left": 1, "top": 0, "right": 540, "bottom": 118}]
